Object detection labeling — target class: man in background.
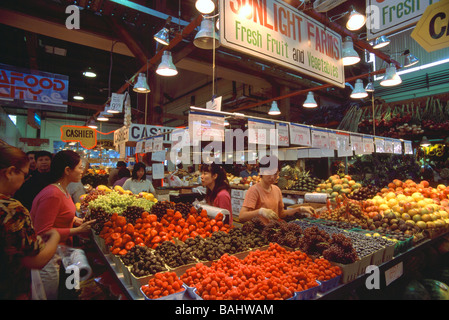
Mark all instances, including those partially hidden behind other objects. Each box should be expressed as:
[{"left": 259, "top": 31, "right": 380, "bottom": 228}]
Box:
[
  {"left": 14, "top": 150, "right": 53, "bottom": 210},
  {"left": 108, "top": 161, "right": 127, "bottom": 186}
]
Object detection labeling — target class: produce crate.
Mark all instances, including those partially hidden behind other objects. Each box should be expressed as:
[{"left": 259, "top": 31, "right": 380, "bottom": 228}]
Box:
[
  {"left": 318, "top": 275, "right": 341, "bottom": 293},
  {"left": 358, "top": 253, "right": 373, "bottom": 274},
  {"left": 391, "top": 236, "right": 413, "bottom": 255},
  {"left": 140, "top": 284, "right": 201, "bottom": 300},
  {"left": 370, "top": 248, "right": 385, "bottom": 266},
  {"left": 383, "top": 243, "right": 395, "bottom": 263},
  {"left": 118, "top": 258, "right": 132, "bottom": 286},
  {"left": 332, "top": 260, "right": 360, "bottom": 284},
  {"left": 293, "top": 281, "right": 321, "bottom": 300}
]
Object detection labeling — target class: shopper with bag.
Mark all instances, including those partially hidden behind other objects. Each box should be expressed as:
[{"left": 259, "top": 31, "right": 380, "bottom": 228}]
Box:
[
  {"left": 239, "top": 155, "right": 315, "bottom": 224},
  {"left": 0, "top": 144, "right": 60, "bottom": 300},
  {"left": 200, "top": 162, "right": 233, "bottom": 225},
  {"left": 30, "top": 150, "right": 96, "bottom": 299}
]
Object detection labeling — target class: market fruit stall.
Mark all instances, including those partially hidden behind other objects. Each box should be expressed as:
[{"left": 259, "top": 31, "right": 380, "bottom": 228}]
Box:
[{"left": 80, "top": 178, "right": 449, "bottom": 300}]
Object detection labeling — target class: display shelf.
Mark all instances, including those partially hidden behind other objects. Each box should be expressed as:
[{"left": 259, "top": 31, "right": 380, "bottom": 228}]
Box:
[{"left": 316, "top": 230, "right": 449, "bottom": 300}]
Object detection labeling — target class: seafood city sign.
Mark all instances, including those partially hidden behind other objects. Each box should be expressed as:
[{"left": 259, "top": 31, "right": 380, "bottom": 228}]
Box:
[{"left": 219, "top": 0, "right": 345, "bottom": 88}]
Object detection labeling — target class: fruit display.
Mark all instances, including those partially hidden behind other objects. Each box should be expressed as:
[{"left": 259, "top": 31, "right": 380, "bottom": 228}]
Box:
[
  {"left": 285, "top": 174, "right": 322, "bottom": 192},
  {"left": 180, "top": 243, "right": 341, "bottom": 300},
  {"left": 315, "top": 174, "right": 362, "bottom": 202},
  {"left": 121, "top": 245, "right": 167, "bottom": 277},
  {"left": 347, "top": 185, "right": 380, "bottom": 201},
  {"left": 226, "top": 172, "right": 260, "bottom": 188},
  {"left": 141, "top": 272, "right": 185, "bottom": 299},
  {"left": 154, "top": 241, "right": 196, "bottom": 268}
]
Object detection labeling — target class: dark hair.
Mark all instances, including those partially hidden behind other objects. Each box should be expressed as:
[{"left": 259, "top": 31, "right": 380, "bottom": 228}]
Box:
[
  {"left": 201, "top": 163, "right": 230, "bottom": 205},
  {"left": 35, "top": 150, "right": 53, "bottom": 161},
  {"left": 117, "top": 161, "right": 126, "bottom": 168},
  {"left": 0, "top": 144, "right": 29, "bottom": 171},
  {"left": 50, "top": 150, "right": 81, "bottom": 182},
  {"left": 118, "top": 167, "right": 131, "bottom": 179},
  {"left": 131, "top": 162, "right": 146, "bottom": 180},
  {"left": 26, "top": 150, "right": 37, "bottom": 156}
]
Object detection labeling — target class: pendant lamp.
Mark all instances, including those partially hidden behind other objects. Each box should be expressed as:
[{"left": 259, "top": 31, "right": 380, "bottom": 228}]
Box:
[
  {"left": 154, "top": 27, "right": 170, "bottom": 46},
  {"left": 268, "top": 101, "right": 281, "bottom": 115},
  {"left": 350, "top": 79, "right": 368, "bottom": 99},
  {"left": 97, "top": 112, "right": 109, "bottom": 121},
  {"left": 87, "top": 119, "right": 97, "bottom": 129},
  {"left": 365, "top": 81, "right": 374, "bottom": 92},
  {"left": 156, "top": 51, "right": 178, "bottom": 76},
  {"left": 403, "top": 50, "right": 419, "bottom": 67},
  {"left": 372, "top": 35, "right": 390, "bottom": 49},
  {"left": 380, "top": 63, "right": 402, "bottom": 87},
  {"left": 83, "top": 67, "right": 96, "bottom": 78},
  {"left": 195, "top": 0, "right": 215, "bottom": 14},
  {"left": 194, "top": 18, "right": 220, "bottom": 50},
  {"left": 303, "top": 92, "right": 318, "bottom": 108},
  {"left": 420, "top": 136, "right": 431, "bottom": 147},
  {"left": 342, "top": 36, "right": 360, "bottom": 66},
  {"left": 133, "top": 73, "right": 151, "bottom": 93},
  {"left": 346, "top": 8, "right": 366, "bottom": 31}
]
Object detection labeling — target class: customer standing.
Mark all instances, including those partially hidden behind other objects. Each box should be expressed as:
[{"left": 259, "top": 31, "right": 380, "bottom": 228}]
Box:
[
  {"left": 108, "top": 161, "right": 127, "bottom": 186},
  {"left": 239, "top": 155, "right": 315, "bottom": 224},
  {"left": 113, "top": 167, "right": 131, "bottom": 187},
  {"left": 0, "top": 144, "right": 60, "bottom": 300},
  {"left": 14, "top": 150, "right": 53, "bottom": 210},
  {"left": 201, "top": 163, "right": 233, "bottom": 225},
  {"left": 30, "top": 150, "right": 96, "bottom": 299},
  {"left": 26, "top": 150, "right": 37, "bottom": 174},
  {"left": 122, "top": 162, "right": 156, "bottom": 195}
]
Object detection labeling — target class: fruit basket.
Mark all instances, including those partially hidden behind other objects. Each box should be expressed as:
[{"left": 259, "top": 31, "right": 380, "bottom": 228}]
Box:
[
  {"left": 140, "top": 284, "right": 202, "bottom": 300},
  {"left": 318, "top": 275, "right": 341, "bottom": 293},
  {"left": 332, "top": 260, "right": 361, "bottom": 284},
  {"left": 293, "top": 281, "right": 321, "bottom": 300}
]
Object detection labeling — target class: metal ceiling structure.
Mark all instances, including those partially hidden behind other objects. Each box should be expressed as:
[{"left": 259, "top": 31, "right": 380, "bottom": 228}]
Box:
[{"left": 0, "top": 0, "right": 389, "bottom": 127}]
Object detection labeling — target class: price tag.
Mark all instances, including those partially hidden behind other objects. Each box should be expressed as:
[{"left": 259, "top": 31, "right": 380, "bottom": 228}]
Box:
[
  {"left": 393, "top": 139, "right": 403, "bottom": 154},
  {"left": 135, "top": 140, "right": 143, "bottom": 153},
  {"left": 152, "top": 163, "right": 165, "bottom": 180},
  {"left": 188, "top": 111, "right": 225, "bottom": 144},
  {"left": 404, "top": 140, "right": 413, "bottom": 155},
  {"left": 363, "top": 136, "right": 374, "bottom": 154},
  {"left": 336, "top": 132, "right": 352, "bottom": 157},
  {"left": 385, "top": 262, "right": 403, "bottom": 286},
  {"left": 109, "top": 93, "right": 124, "bottom": 113},
  {"left": 248, "top": 118, "right": 275, "bottom": 145},
  {"left": 152, "top": 136, "right": 163, "bottom": 152},
  {"left": 384, "top": 139, "right": 394, "bottom": 153},
  {"left": 290, "top": 123, "right": 311, "bottom": 146},
  {"left": 328, "top": 131, "right": 338, "bottom": 150},
  {"left": 351, "top": 134, "right": 363, "bottom": 154},
  {"left": 311, "top": 128, "right": 330, "bottom": 149},
  {"left": 375, "top": 137, "right": 385, "bottom": 153},
  {"left": 145, "top": 139, "right": 153, "bottom": 153},
  {"left": 276, "top": 123, "right": 289, "bottom": 147}
]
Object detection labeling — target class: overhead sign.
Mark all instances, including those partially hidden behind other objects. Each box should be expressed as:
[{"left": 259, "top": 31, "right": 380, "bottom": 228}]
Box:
[
  {"left": 60, "top": 125, "right": 97, "bottom": 149},
  {"left": 411, "top": 0, "right": 449, "bottom": 52},
  {"left": 109, "top": 93, "right": 125, "bottom": 113},
  {"left": 366, "top": 0, "right": 440, "bottom": 40},
  {"left": 0, "top": 63, "right": 69, "bottom": 112},
  {"left": 219, "top": 0, "right": 345, "bottom": 88},
  {"left": 113, "top": 124, "right": 174, "bottom": 145}
]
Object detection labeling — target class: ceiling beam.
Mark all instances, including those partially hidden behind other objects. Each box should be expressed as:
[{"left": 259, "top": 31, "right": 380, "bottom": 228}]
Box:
[{"left": 0, "top": 8, "right": 134, "bottom": 57}]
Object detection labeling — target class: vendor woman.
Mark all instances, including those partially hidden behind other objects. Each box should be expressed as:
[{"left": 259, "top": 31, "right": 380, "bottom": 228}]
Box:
[
  {"left": 239, "top": 155, "right": 315, "bottom": 224},
  {"left": 200, "top": 163, "right": 233, "bottom": 225}
]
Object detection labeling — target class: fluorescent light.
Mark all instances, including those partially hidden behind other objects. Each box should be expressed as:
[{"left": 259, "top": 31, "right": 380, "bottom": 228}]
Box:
[{"left": 397, "top": 58, "right": 449, "bottom": 76}]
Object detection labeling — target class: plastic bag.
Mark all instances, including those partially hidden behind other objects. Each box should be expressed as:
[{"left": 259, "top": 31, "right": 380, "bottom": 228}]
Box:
[
  {"left": 31, "top": 269, "right": 47, "bottom": 300},
  {"left": 57, "top": 245, "right": 92, "bottom": 282}
]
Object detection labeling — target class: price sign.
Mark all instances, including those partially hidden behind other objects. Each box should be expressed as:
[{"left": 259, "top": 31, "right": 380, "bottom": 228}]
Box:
[
  {"left": 336, "top": 132, "right": 352, "bottom": 157},
  {"left": 189, "top": 111, "right": 225, "bottom": 144},
  {"left": 276, "top": 123, "right": 289, "bottom": 147},
  {"left": 152, "top": 163, "right": 165, "bottom": 180},
  {"left": 135, "top": 140, "right": 143, "bottom": 153},
  {"left": 311, "top": 128, "right": 330, "bottom": 149},
  {"left": 351, "top": 134, "right": 363, "bottom": 154},
  {"left": 393, "top": 139, "right": 403, "bottom": 154},
  {"left": 375, "top": 138, "right": 385, "bottom": 153},
  {"left": 152, "top": 136, "right": 163, "bottom": 152},
  {"left": 384, "top": 139, "right": 394, "bottom": 153},
  {"left": 363, "top": 136, "right": 374, "bottom": 154},
  {"left": 290, "top": 123, "right": 311, "bottom": 146},
  {"left": 404, "top": 140, "right": 413, "bottom": 155},
  {"left": 328, "top": 131, "right": 338, "bottom": 150},
  {"left": 385, "top": 262, "right": 403, "bottom": 286},
  {"left": 109, "top": 93, "right": 124, "bottom": 113},
  {"left": 145, "top": 139, "right": 153, "bottom": 153},
  {"left": 248, "top": 118, "right": 275, "bottom": 145}
]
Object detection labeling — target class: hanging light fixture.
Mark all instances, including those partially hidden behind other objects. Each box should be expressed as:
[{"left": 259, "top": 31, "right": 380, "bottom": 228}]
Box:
[
  {"left": 420, "top": 136, "right": 431, "bottom": 147},
  {"left": 365, "top": 81, "right": 375, "bottom": 92},
  {"left": 154, "top": 27, "right": 170, "bottom": 46},
  {"left": 105, "top": 103, "right": 120, "bottom": 114},
  {"left": 372, "top": 35, "right": 390, "bottom": 49},
  {"left": 350, "top": 79, "right": 368, "bottom": 99},
  {"left": 268, "top": 101, "right": 281, "bottom": 115},
  {"left": 97, "top": 112, "right": 109, "bottom": 121},
  {"left": 73, "top": 92, "right": 84, "bottom": 100},
  {"left": 87, "top": 118, "right": 97, "bottom": 129},
  {"left": 156, "top": 51, "right": 178, "bottom": 76},
  {"left": 346, "top": 7, "right": 366, "bottom": 31},
  {"left": 403, "top": 50, "right": 419, "bottom": 67},
  {"left": 303, "top": 92, "right": 318, "bottom": 108},
  {"left": 82, "top": 67, "right": 96, "bottom": 78},
  {"left": 342, "top": 36, "right": 360, "bottom": 66},
  {"left": 194, "top": 17, "right": 220, "bottom": 50},
  {"left": 195, "top": 0, "right": 215, "bottom": 14},
  {"left": 133, "top": 73, "right": 151, "bottom": 93},
  {"left": 380, "top": 63, "right": 402, "bottom": 87}
]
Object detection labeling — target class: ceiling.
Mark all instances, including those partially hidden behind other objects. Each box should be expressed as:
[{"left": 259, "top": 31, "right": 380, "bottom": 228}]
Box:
[{"left": 0, "top": 0, "right": 376, "bottom": 128}]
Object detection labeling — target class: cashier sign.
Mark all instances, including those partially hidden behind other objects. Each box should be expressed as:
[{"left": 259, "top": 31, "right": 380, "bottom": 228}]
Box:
[
  {"left": 61, "top": 125, "right": 97, "bottom": 149},
  {"left": 219, "top": 0, "right": 345, "bottom": 88}
]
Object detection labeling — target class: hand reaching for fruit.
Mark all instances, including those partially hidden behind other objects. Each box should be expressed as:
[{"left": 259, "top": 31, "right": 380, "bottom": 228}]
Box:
[
  {"left": 258, "top": 208, "right": 279, "bottom": 220},
  {"left": 296, "top": 206, "right": 315, "bottom": 217}
]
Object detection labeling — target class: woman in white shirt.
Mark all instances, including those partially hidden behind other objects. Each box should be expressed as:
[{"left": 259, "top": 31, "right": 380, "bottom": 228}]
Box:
[{"left": 122, "top": 162, "right": 156, "bottom": 195}]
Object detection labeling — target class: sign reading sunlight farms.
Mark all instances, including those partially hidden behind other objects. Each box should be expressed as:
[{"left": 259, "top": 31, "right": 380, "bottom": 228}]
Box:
[{"left": 219, "top": 0, "right": 345, "bottom": 88}]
